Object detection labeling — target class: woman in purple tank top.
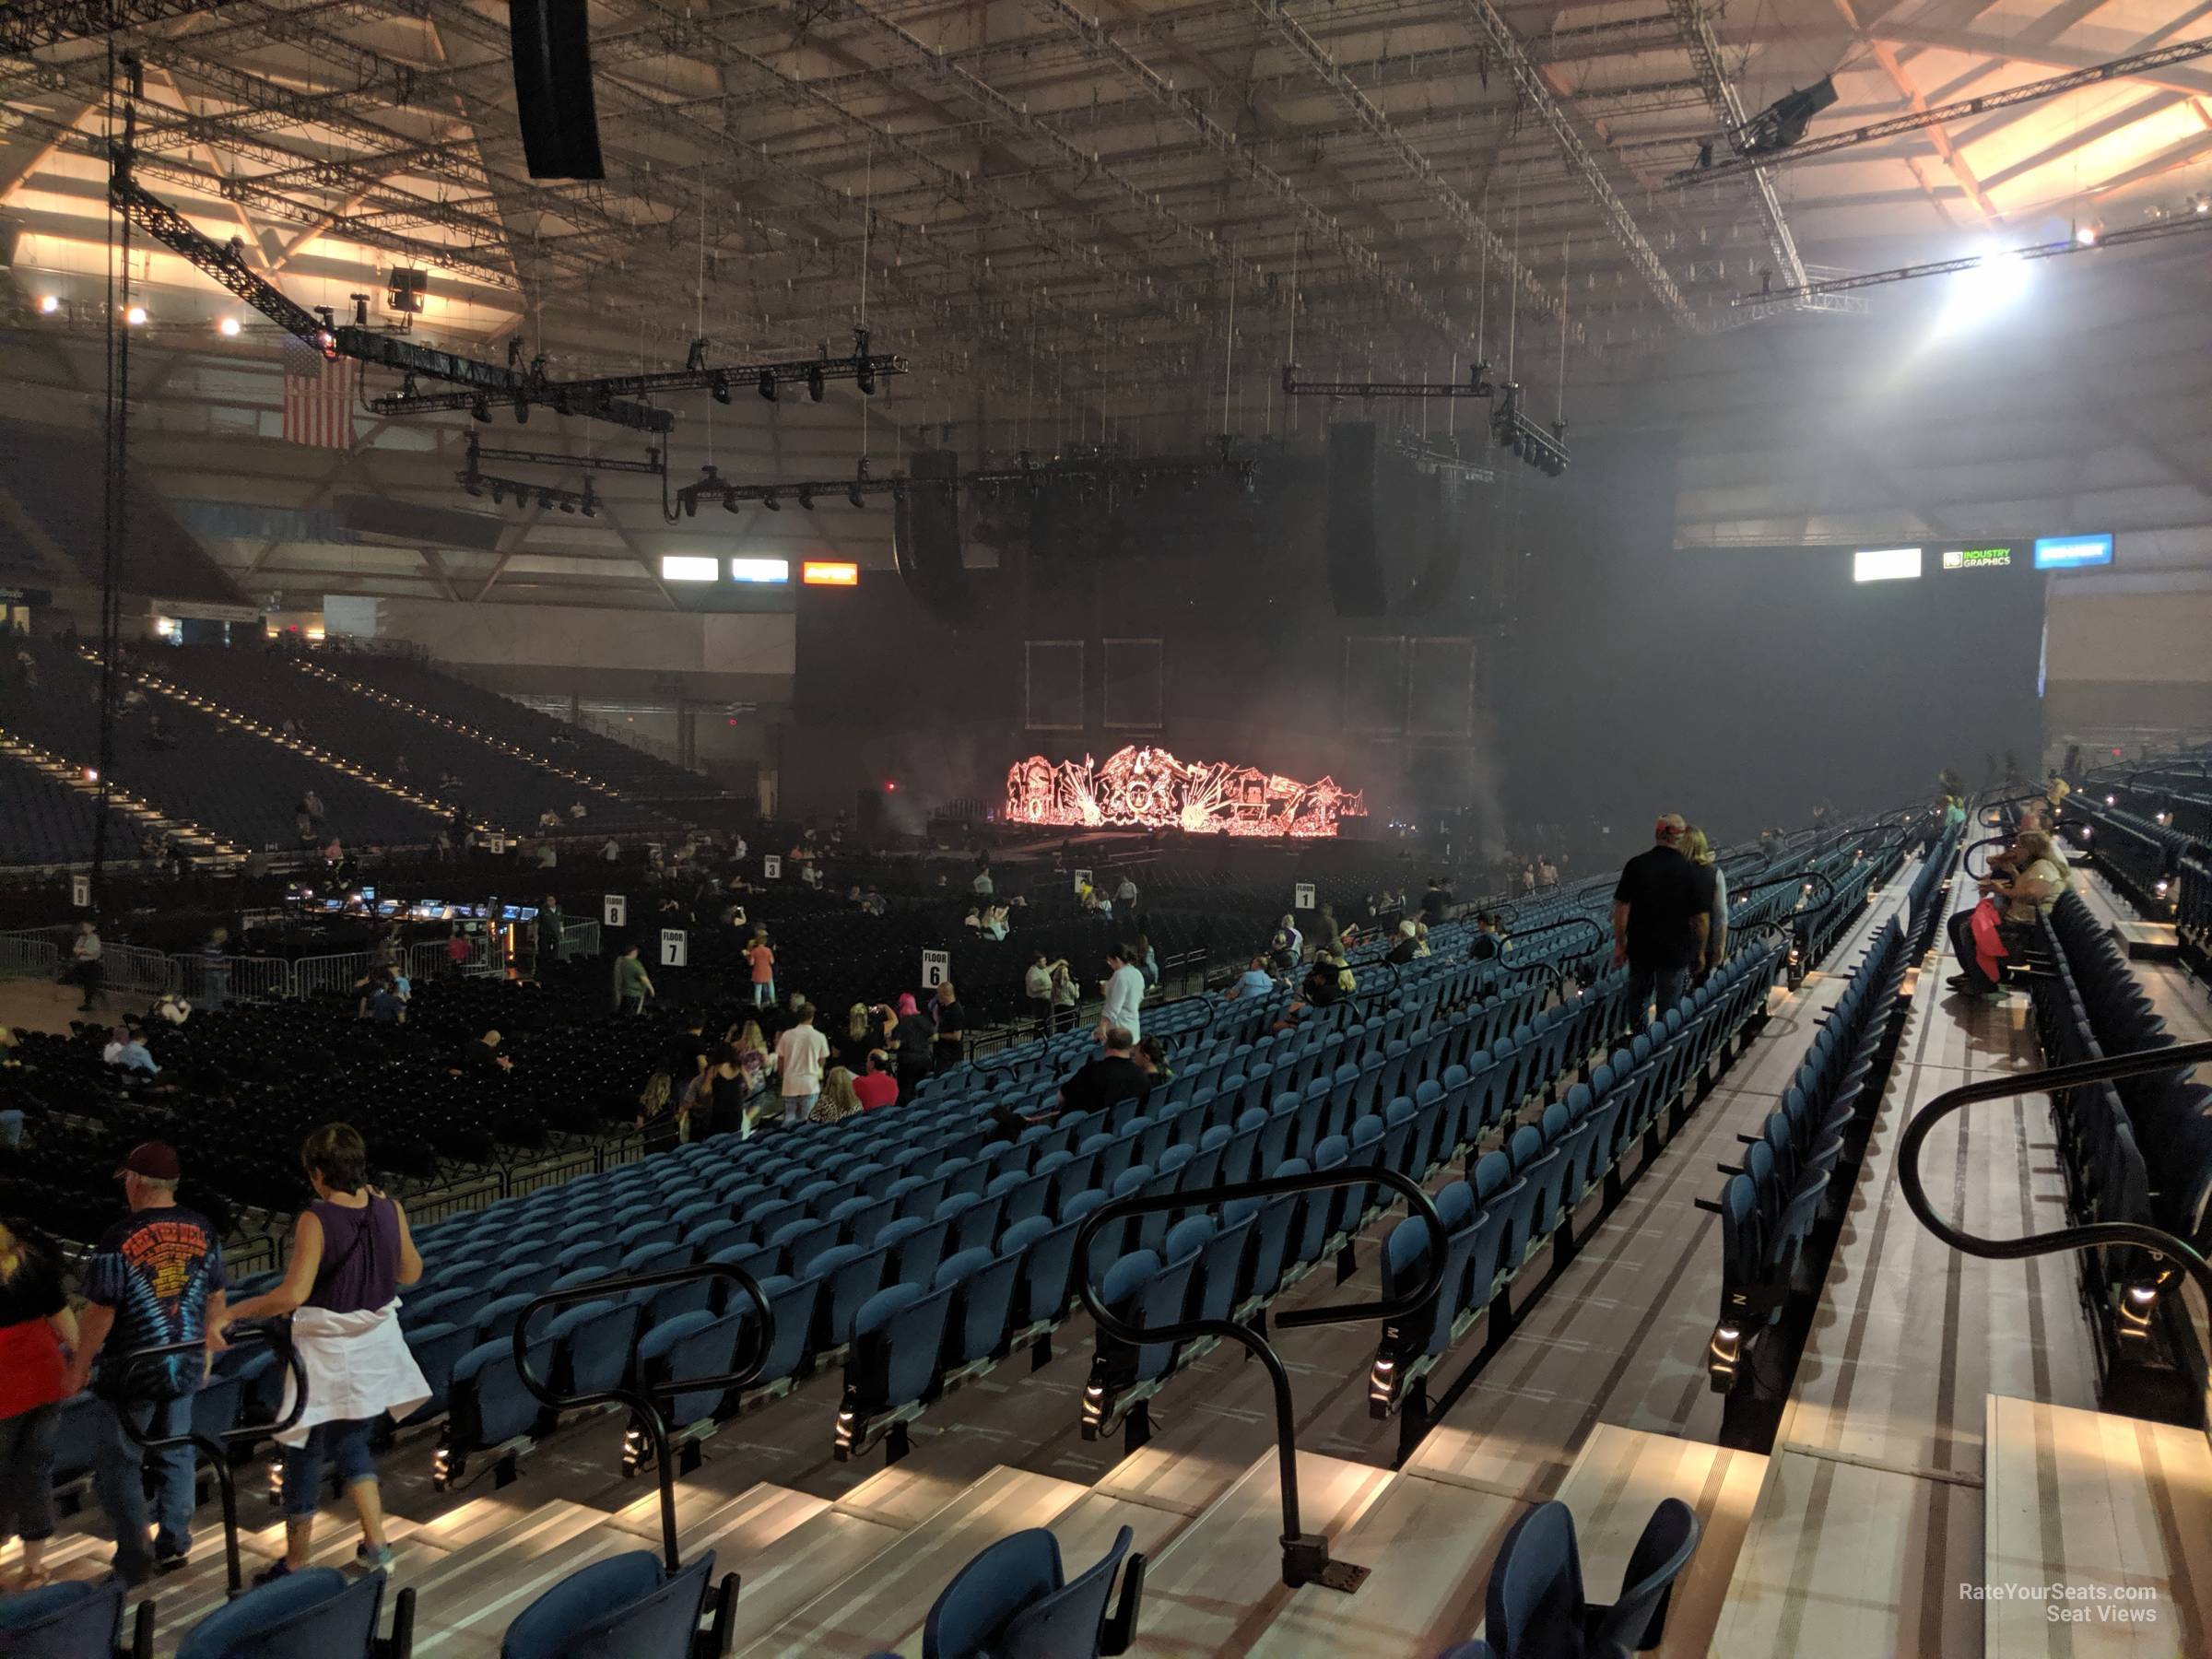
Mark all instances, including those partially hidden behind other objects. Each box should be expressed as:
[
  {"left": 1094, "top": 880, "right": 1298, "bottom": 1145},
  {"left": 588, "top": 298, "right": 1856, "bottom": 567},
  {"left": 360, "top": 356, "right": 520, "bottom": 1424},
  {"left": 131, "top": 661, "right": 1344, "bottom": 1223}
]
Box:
[{"left": 221, "top": 1124, "right": 426, "bottom": 1583}]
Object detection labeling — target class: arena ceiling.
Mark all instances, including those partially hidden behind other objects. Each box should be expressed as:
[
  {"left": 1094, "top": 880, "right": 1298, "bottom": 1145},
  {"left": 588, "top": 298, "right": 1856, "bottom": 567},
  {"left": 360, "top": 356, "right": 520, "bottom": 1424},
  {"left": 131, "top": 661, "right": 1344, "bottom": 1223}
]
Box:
[{"left": 3, "top": 0, "right": 2208, "bottom": 609}]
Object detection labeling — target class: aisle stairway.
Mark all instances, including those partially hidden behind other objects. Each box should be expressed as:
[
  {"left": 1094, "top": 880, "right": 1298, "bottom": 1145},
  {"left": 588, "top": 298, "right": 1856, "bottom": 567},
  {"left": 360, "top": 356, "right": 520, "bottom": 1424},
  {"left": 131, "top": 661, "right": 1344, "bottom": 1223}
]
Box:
[{"left": 0, "top": 729, "right": 241, "bottom": 864}]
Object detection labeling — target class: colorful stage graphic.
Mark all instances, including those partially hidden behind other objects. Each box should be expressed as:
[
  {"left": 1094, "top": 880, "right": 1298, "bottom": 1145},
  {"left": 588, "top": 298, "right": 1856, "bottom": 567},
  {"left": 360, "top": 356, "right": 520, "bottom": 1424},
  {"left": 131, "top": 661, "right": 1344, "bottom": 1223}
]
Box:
[{"left": 1005, "top": 747, "right": 1364, "bottom": 838}]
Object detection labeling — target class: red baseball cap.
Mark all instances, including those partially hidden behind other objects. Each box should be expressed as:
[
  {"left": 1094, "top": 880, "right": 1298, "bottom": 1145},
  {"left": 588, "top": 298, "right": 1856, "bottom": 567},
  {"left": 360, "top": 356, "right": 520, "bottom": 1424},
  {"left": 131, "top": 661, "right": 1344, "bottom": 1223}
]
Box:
[{"left": 116, "top": 1141, "right": 181, "bottom": 1182}]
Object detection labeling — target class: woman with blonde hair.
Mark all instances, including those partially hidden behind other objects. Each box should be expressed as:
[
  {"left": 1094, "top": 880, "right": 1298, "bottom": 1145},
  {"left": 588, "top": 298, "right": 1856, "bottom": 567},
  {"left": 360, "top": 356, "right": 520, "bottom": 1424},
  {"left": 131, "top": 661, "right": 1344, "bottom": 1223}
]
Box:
[
  {"left": 1681, "top": 826, "right": 1727, "bottom": 977},
  {"left": 813, "top": 1065, "right": 863, "bottom": 1124},
  {"left": 0, "top": 1216, "right": 75, "bottom": 1590}
]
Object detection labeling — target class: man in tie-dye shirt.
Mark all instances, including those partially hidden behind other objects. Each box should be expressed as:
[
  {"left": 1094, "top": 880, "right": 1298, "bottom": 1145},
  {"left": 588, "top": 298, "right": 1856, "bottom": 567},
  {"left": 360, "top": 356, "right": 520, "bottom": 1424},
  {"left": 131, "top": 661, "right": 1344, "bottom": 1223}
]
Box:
[{"left": 69, "top": 1141, "right": 227, "bottom": 1583}]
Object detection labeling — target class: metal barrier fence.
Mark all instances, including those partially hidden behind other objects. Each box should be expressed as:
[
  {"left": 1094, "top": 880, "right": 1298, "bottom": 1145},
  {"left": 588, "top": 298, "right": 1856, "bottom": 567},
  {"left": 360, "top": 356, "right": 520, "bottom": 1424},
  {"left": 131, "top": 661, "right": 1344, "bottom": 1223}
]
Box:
[
  {"left": 0, "top": 935, "right": 58, "bottom": 981},
  {"left": 0, "top": 923, "right": 600, "bottom": 1005}
]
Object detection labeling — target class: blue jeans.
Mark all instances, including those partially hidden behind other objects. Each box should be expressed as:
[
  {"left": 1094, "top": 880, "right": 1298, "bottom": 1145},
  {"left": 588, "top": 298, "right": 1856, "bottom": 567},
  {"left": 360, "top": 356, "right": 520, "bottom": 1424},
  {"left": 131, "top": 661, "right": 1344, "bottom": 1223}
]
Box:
[
  {"left": 752, "top": 981, "right": 775, "bottom": 1006},
  {"left": 781, "top": 1092, "right": 816, "bottom": 1127},
  {"left": 93, "top": 1394, "right": 195, "bottom": 1577},
  {"left": 278, "top": 1418, "right": 380, "bottom": 1518},
  {"left": 1625, "top": 961, "right": 1685, "bottom": 1030},
  {"left": 0, "top": 1402, "right": 59, "bottom": 1544}
]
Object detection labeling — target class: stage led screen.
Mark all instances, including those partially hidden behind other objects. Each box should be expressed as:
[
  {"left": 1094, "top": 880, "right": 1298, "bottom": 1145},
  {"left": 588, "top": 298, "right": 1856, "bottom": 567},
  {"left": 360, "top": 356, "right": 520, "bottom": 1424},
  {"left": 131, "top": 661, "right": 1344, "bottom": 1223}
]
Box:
[{"left": 1006, "top": 747, "right": 1364, "bottom": 837}]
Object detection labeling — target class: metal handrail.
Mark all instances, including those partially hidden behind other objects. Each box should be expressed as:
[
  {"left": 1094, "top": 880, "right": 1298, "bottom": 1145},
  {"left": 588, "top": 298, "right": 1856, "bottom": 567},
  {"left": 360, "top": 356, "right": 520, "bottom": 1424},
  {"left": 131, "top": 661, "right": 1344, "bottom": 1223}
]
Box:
[
  {"left": 115, "top": 1325, "right": 308, "bottom": 1597},
  {"left": 1975, "top": 789, "right": 2049, "bottom": 828},
  {"left": 1075, "top": 1165, "right": 1446, "bottom": 1594},
  {"left": 1961, "top": 833, "right": 2014, "bottom": 882},
  {"left": 512, "top": 1262, "right": 772, "bottom": 1572},
  {"left": 1899, "top": 1041, "right": 2212, "bottom": 1378},
  {"left": 1491, "top": 913, "right": 1606, "bottom": 957}
]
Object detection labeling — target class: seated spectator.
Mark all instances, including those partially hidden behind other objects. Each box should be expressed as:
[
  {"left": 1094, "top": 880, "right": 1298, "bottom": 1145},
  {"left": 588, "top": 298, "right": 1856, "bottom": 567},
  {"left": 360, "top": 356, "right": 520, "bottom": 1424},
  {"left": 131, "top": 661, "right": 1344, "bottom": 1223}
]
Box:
[
  {"left": 1948, "top": 829, "right": 2067, "bottom": 995},
  {"left": 569, "top": 801, "right": 588, "bottom": 820},
  {"left": 813, "top": 1065, "right": 862, "bottom": 1125},
  {"left": 982, "top": 904, "right": 1010, "bottom": 941},
  {"left": 1386, "top": 920, "right": 1420, "bottom": 965},
  {"left": 1268, "top": 914, "right": 1302, "bottom": 971},
  {"left": 101, "top": 1026, "right": 159, "bottom": 1076},
  {"left": 1469, "top": 913, "right": 1505, "bottom": 960},
  {"left": 1057, "top": 1026, "right": 1148, "bottom": 1118},
  {"left": 853, "top": 1050, "right": 899, "bottom": 1112},
  {"left": 465, "top": 1030, "right": 512, "bottom": 1073},
  {"left": 537, "top": 809, "right": 559, "bottom": 830},
  {"left": 962, "top": 907, "right": 984, "bottom": 934},
  {"left": 359, "top": 976, "right": 406, "bottom": 1026},
  {"left": 1134, "top": 1035, "right": 1173, "bottom": 1088},
  {"left": 1225, "top": 956, "right": 1277, "bottom": 1000},
  {"left": 152, "top": 993, "right": 192, "bottom": 1028}
]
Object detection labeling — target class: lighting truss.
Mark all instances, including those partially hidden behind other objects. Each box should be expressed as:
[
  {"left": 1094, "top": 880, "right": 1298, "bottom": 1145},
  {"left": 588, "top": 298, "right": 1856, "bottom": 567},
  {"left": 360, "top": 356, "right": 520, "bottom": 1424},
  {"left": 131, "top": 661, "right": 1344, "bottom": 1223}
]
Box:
[
  {"left": 1735, "top": 210, "right": 2212, "bottom": 305},
  {"left": 1281, "top": 362, "right": 1497, "bottom": 400},
  {"left": 667, "top": 440, "right": 1265, "bottom": 519},
  {"left": 107, "top": 135, "right": 668, "bottom": 434},
  {"left": 465, "top": 434, "right": 665, "bottom": 477},
  {"left": 371, "top": 328, "right": 908, "bottom": 422},
  {"left": 1390, "top": 438, "right": 1496, "bottom": 486},
  {"left": 674, "top": 458, "right": 905, "bottom": 519},
  {"left": 1672, "top": 33, "right": 2212, "bottom": 186},
  {"left": 1489, "top": 384, "right": 1569, "bottom": 477},
  {"left": 458, "top": 468, "right": 600, "bottom": 516},
  {"left": 0, "top": 0, "right": 235, "bottom": 53}
]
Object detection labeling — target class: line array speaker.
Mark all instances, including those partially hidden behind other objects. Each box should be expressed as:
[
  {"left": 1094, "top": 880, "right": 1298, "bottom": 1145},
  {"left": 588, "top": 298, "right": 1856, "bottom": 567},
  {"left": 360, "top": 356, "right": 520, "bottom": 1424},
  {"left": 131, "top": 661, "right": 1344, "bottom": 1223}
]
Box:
[
  {"left": 893, "top": 449, "right": 970, "bottom": 620},
  {"left": 510, "top": 0, "right": 606, "bottom": 181}
]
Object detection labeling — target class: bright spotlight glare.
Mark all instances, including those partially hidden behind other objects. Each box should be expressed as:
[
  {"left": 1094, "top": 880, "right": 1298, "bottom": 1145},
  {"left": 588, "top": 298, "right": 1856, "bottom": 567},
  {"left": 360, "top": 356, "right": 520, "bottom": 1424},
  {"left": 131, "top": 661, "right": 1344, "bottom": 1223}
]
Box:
[
  {"left": 125, "top": 305, "right": 147, "bottom": 325},
  {"left": 2075, "top": 224, "right": 2099, "bottom": 247},
  {"left": 218, "top": 316, "right": 241, "bottom": 336},
  {"left": 39, "top": 294, "right": 59, "bottom": 314}
]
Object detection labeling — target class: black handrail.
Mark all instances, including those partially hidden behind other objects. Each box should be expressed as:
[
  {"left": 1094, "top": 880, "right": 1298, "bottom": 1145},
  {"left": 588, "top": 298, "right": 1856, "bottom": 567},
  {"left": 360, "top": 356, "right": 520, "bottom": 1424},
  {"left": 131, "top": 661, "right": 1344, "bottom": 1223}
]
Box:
[
  {"left": 1492, "top": 913, "right": 1607, "bottom": 958},
  {"left": 116, "top": 1324, "right": 308, "bottom": 1598},
  {"left": 1075, "top": 1165, "right": 1447, "bottom": 1594},
  {"left": 1975, "top": 788, "right": 2049, "bottom": 828},
  {"left": 1961, "top": 833, "right": 2013, "bottom": 882},
  {"left": 512, "top": 1262, "right": 772, "bottom": 1572},
  {"left": 1899, "top": 1041, "right": 2212, "bottom": 1375}
]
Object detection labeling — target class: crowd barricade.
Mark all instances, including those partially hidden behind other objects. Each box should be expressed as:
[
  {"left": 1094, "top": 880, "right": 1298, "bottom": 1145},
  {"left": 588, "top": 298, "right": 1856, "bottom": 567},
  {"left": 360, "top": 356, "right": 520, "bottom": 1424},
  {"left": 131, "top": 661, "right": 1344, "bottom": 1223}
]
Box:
[{"left": 0, "top": 935, "right": 58, "bottom": 981}]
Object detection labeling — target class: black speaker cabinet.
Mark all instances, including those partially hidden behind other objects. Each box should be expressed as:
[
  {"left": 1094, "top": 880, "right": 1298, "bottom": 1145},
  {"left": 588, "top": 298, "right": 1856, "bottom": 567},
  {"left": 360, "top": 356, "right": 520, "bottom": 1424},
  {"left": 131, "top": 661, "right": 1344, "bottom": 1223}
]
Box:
[
  {"left": 893, "top": 449, "right": 970, "bottom": 619},
  {"left": 510, "top": 0, "right": 606, "bottom": 180}
]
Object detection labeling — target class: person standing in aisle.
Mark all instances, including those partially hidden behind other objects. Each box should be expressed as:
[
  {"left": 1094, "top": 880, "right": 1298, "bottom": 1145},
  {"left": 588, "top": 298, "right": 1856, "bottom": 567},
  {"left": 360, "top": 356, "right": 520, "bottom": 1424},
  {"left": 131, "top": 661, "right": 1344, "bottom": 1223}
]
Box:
[{"left": 218, "top": 1124, "right": 426, "bottom": 1583}]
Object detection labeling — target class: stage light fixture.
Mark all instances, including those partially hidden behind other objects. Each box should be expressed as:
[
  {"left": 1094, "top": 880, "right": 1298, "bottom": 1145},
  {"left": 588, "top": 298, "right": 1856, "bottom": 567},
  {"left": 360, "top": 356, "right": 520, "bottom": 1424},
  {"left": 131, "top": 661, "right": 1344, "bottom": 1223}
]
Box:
[
  {"left": 759, "top": 371, "right": 777, "bottom": 403},
  {"left": 218, "top": 315, "right": 241, "bottom": 336},
  {"left": 807, "top": 363, "right": 825, "bottom": 402},
  {"left": 723, "top": 488, "right": 740, "bottom": 513},
  {"left": 2076, "top": 223, "right": 2100, "bottom": 246},
  {"left": 39, "top": 294, "right": 58, "bottom": 313},
  {"left": 797, "top": 484, "right": 815, "bottom": 510},
  {"left": 847, "top": 480, "right": 865, "bottom": 509},
  {"left": 711, "top": 373, "right": 730, "bottom": 405},
  {"left": 125, "top": 305, "right": 147, "bottom": 325},
  {"left": 470, "top": 396, "right": 490, "bottom": 423},
  {"left": 855, "top": 327, "right": 877, "bottom": 394},
  {"left": 464, "top": 476, "right": 484, "bottom": 498},
  {"left": 761, "top": 488, "right": 781, "bottom": 512}
]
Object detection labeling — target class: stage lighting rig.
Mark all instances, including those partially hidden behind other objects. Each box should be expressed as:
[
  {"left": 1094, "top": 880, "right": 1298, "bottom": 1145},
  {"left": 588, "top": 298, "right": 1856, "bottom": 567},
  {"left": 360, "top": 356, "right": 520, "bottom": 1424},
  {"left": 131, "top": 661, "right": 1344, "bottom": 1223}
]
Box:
[
  {"left": 105, "top": 127, "right": 665, "bottom": 434},
  {"left": 1489, "top": 384, "right": 1569, "bottom": 477},
  {"left": 1281, "top": 361, "right": 1495, "bottom": 401},
  {"left": 459, "top": 465, "right": 598, "bottom": 515},
  {"left": 1729, "top": 76, "right": 1837, "bottom": 159},
  {"left": 673, "top": 457, "right": 911, "bottom": 520},
  {"left": 465, "top": 432, "right": 664, "bottom": 477},
  {"left": 368, "top": 327, "right": 907, "bottom": 423}
]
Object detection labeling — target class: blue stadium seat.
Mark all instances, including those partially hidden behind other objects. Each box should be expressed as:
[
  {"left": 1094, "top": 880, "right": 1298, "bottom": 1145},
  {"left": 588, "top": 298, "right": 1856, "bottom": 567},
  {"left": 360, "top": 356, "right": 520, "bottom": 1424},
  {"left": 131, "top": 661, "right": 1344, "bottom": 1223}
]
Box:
[
  {"left": 500, "top": 1549, "right": 723, "bottom": 1659},
  {"left": 176, "top": 1567, "right": 388, "bottom": 1659},
  {"left": 918, "top": 1524, "right": 1142, "bottom": 1659}
]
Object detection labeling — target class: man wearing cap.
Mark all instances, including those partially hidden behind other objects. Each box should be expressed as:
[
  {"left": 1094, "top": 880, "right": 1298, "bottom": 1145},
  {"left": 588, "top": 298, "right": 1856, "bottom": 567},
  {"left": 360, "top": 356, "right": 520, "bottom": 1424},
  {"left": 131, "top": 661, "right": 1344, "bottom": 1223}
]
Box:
[
  {"left": 66, "top": 1141, "right": 227, "bottom": 1583},
  {"left": 1612, "top": 814, "right": 1711, "bottom": 1030}
]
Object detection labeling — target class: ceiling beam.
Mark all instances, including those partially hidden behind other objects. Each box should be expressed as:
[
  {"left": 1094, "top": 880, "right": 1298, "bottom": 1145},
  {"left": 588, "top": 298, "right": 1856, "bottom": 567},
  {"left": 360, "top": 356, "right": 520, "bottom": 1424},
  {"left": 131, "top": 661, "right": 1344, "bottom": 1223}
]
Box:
[{"left": 1831, "top": 0, "right": 2000, "bottom": 222}]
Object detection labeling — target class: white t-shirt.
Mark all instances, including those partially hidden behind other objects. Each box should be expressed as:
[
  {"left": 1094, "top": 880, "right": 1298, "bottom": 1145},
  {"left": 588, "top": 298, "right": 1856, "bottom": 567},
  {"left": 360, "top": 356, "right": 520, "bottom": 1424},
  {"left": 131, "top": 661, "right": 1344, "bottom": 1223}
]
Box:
[
  {"left": 1100, "top": 963, "right": 1146, "bottom": 1041},
  {"left": 774, "top": 1023, "right": 830, "bottom": 1098}
]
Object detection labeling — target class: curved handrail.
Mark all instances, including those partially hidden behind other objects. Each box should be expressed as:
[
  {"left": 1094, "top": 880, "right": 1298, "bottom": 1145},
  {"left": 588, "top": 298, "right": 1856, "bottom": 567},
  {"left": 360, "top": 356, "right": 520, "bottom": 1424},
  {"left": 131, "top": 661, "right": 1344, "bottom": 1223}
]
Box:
[
  {"left": 1899, "top": 1041, "right": 2212, "bottom": 1369},
  {"left": 1730, "top": 866, "right": 1837, "bottom": 913},
  {"left": 1493, "top": 913, "right": 1607, "bottom": 958},
  {"left": 1345, "top": 958, "right": 1401, "bottom": 1018},
  {"left": 512, "top": 1262, "right": 771, "bottom": 1571},
  {"left": 1960, "top": 832, "right": 2013, "bottom": 882},
  {"left": 1076, "top": 1166, "right": 1446, "bottom": 1593},
  {"left": 116, "top": 1325, "right": 308, "bottom": 1597},
  {"left": 1975, "top": 789, "right": 2048, "bottom": 828}
]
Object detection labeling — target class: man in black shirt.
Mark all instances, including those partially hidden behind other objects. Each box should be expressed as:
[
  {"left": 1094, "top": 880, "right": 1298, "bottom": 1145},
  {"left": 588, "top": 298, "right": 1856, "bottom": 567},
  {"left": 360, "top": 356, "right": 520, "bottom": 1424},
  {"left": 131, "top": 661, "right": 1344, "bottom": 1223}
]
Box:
[
  {"left": 930, "top": 981, "right": 968, "bottom": 1071},
  {"left": 1612, "top": 814, "right": 1710, "bottom": 1030},
  {"left": 1055, "top": 1027, "right": 1149, "bottom": 1118}
]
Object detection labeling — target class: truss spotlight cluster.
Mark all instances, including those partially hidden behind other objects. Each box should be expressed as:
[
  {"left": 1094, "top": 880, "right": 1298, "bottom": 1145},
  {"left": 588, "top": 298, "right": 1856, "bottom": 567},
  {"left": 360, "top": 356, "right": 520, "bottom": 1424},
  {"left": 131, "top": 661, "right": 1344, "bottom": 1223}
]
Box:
[
  {"left": 1489, "top": 385, "right": 1569, "bottom": 478},
  {"left": 459, "top": 467, "right": 596, "bottom": 516}
]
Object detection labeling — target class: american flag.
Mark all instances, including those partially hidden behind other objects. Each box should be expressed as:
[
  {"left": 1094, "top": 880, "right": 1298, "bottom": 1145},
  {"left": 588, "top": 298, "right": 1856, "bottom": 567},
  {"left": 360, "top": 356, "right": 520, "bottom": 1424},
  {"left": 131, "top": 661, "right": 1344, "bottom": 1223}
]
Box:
[{"left": 281, "top": 333, "right": 359, "bottom": 450}]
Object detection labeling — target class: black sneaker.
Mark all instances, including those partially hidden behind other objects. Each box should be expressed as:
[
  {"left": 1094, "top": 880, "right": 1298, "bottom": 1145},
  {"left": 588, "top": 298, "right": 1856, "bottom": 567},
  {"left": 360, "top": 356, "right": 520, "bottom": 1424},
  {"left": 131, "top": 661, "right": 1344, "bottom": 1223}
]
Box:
[
  {"left": 154, "top": 1550, "right": 190, "bottom": 1576},
  {"left": 253, "top": 1558, "right": 294, "bottom": 1589}
]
